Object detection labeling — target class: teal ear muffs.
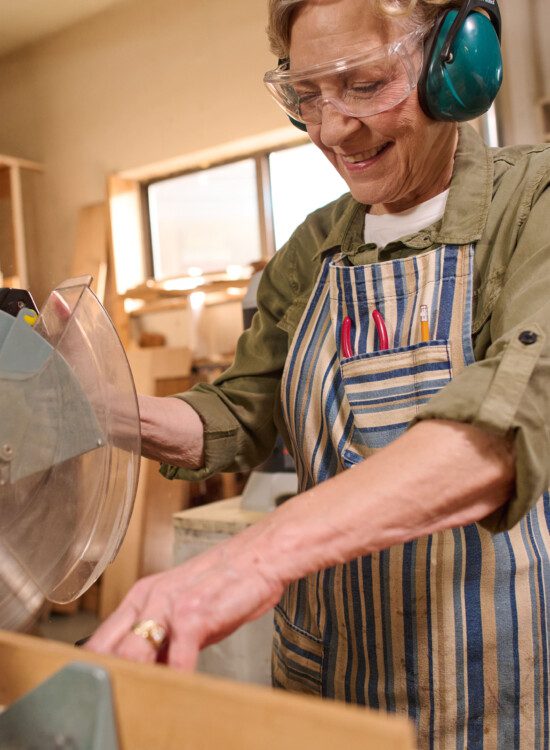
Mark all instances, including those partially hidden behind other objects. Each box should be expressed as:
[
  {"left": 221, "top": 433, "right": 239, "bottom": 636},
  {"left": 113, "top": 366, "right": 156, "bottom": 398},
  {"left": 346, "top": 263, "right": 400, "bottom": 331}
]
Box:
[{"left": 418, "top": 0, "right": 503, "bottom": 121}]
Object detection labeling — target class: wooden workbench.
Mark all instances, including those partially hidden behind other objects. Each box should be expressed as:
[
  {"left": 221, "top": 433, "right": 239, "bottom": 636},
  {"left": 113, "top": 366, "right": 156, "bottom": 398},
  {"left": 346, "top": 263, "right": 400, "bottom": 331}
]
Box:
[{"left": 0, "top": 631, "right": 416, "bottom": 749}]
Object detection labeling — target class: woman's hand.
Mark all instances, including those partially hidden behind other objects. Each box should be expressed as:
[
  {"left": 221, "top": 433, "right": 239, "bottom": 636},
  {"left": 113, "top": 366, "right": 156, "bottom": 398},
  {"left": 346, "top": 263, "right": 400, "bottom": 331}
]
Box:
[{"left": 85, "top": 529, "right": 284, "bottom": 669}]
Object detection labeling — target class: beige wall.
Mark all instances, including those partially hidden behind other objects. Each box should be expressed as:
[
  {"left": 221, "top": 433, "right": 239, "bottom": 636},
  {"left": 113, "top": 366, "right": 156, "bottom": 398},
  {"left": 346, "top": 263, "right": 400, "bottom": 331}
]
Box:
[
  {"left": 0, "top": 0, "right": 548, "bottom": 302},
  {"left": 498, "top": 0, "right": 550, "bottom": 145},
  {"left": 0, "top": 0, "right": 284, "bottom": 301}
]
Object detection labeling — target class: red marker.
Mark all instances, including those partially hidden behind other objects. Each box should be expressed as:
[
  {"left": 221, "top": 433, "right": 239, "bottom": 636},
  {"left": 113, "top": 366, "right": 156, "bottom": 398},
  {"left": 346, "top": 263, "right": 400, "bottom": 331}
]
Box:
[
  {"left": 341, "top": 316, "right": 354, "bottom": 358},
  {"left": 372, "top": 309, "right": 389, "bottom": 350}
]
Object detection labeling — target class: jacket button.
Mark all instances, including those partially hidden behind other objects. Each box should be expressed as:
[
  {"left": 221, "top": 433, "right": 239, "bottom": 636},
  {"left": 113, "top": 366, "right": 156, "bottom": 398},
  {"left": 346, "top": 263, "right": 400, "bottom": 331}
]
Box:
[{"left": 519, "top": 330, "right": 538, "bottom": 345}]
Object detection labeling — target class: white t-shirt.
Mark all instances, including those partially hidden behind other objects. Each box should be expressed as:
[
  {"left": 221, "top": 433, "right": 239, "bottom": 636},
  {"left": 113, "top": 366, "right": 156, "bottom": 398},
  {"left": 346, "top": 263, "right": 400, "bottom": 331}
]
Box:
[{"left": 363, "top": 190, "right": 450, "bottom": 248}]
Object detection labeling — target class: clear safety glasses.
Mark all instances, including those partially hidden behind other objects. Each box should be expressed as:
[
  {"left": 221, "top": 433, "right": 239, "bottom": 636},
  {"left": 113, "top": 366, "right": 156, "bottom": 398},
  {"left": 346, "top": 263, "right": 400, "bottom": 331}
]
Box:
[{"left": 263, "top": 28, "right": 427, "bottom": 126}]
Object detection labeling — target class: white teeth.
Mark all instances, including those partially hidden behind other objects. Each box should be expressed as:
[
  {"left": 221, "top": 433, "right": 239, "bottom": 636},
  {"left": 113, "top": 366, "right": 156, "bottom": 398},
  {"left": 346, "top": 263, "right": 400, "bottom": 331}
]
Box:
[{"left": 343, "top": 144, "right": 387, "bottom": 163}]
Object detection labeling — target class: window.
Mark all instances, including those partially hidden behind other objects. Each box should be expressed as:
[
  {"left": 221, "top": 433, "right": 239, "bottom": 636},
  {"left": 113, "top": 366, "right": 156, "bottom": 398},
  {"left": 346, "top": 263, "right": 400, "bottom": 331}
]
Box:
[
  {"left": 148, "top": 158, "right": 262, "bottom": 280},
  {"left": 145, "top": 142, "right": 348, "bottom": 283},
  {"left": 269, "top": 143, "right": 347, "bottom": 248}
]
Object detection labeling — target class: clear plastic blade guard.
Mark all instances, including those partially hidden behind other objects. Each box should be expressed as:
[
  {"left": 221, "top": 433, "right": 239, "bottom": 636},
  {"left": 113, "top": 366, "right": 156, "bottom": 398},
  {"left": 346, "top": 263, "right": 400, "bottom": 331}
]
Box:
[{"left": 0, "top": 277, "right": 140, "bottom": 620}]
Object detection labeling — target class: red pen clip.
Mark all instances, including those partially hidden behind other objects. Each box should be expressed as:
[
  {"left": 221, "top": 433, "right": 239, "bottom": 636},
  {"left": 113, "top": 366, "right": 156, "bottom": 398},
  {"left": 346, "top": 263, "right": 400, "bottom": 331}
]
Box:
[
  {"left": 372, "top": 309, "right": 389, "bottom": 350},
  {"left": 341, "top": 316, "right": 354, "bottom": 358}
]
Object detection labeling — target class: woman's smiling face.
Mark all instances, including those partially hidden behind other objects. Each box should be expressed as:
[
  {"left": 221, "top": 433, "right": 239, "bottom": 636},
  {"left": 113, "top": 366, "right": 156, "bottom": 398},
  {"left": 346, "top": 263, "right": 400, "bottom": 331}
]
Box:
[{"left": 289, "top": 0, "right": 458, "bottom": 213}]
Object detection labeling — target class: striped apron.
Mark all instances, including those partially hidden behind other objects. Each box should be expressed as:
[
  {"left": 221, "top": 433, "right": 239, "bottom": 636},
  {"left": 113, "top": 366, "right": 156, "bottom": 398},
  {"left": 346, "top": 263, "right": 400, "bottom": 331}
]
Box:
[{"left": 273, "top": 243, "right": 550, "bottom": 749}]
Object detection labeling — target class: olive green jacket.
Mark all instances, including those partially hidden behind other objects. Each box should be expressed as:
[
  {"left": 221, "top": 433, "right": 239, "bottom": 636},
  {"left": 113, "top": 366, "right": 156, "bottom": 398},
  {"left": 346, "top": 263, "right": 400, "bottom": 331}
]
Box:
[{"left": 162, "top": 124, "right": 550, "bottom": 533}]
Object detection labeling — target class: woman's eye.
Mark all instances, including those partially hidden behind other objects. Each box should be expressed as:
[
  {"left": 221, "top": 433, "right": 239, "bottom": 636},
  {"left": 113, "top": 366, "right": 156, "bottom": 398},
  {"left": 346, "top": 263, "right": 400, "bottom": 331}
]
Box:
[
  {"left": 350, "top": 81, "right": 384, "bottom": 96},
  {"left": 296, "top": 90, "right": 319, "bottom": 104}
]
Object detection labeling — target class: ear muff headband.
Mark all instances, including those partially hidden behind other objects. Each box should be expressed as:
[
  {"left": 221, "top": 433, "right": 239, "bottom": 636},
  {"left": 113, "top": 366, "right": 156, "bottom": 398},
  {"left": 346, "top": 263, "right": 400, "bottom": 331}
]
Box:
[{"left": 418, "top": 0, "right": 503, "bottom": 121}]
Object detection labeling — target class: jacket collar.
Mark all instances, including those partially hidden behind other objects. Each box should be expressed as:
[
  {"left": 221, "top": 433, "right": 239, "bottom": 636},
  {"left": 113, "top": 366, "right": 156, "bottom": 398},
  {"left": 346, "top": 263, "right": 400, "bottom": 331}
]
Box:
[{"left": 314, "top": 123, "right": 494, "bottom": 259}]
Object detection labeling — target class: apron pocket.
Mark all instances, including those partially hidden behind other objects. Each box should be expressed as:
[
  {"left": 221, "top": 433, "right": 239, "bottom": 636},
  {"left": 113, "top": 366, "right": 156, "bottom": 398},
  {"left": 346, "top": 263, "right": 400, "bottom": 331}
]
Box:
[
  {"left": 341, "top": 340, "right": 453, "bottom": 452},
  {"left": 272, "top": 606, "right": 324, "bottom": 696}
]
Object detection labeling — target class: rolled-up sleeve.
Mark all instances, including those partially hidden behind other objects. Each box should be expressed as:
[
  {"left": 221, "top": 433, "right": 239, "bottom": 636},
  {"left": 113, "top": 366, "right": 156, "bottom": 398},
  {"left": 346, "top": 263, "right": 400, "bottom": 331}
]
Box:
[
  {"left": 160, "top": 241, "right": 300, "bottom": 482},
  {"left": 412, "top": 183, "right": 550, "bottom": 532}
]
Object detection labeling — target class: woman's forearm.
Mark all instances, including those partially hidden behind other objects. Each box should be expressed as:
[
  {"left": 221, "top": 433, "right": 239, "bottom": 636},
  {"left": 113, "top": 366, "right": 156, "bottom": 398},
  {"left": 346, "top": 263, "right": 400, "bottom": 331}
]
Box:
[
  {"left": 249, "top": 419, "right": 515, "bottom": 587},
  {"left": 138, "top": 395, "right": 204, "bottom": 468},
  {"left": 86, "top": 418, "right": 516, "bottom": 667}
]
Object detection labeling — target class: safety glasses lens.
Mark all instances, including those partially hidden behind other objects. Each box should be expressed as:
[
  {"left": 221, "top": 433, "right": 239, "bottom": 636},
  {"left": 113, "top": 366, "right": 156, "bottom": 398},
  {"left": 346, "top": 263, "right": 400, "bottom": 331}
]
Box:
[
  {"left": 296, "top": 57, "right": 412, "bottom": 123},
  {"left": 264, "top": 31, "right": 424, "bottom": 125}
]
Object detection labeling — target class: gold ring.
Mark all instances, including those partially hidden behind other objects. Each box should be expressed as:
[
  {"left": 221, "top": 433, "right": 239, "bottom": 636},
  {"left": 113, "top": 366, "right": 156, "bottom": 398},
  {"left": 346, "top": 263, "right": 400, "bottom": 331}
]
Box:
[{"left": 131, "top": 619, "right": 168, "bottom": 650}]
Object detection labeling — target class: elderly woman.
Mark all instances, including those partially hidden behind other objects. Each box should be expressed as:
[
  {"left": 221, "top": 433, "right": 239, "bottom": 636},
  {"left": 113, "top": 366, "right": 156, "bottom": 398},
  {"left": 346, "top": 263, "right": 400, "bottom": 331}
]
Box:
[{"left": 89, "top": 0, "right": 550, "bottom": 746}]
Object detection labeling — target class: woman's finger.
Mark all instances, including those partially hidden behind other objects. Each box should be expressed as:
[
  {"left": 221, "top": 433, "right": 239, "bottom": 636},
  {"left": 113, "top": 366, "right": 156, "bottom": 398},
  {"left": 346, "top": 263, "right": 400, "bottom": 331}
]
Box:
[
  {"left": 51, "top": 290, "right": 72, "bottom": 321},
  {"left": 85, "top": 602, "right": 139, "bottom": 653},
  {"left": 165, "top": 627, "right": 201, "bottom": 671},
  {"left": 115, "top": 618, "right": 170, "bottom": 664}
]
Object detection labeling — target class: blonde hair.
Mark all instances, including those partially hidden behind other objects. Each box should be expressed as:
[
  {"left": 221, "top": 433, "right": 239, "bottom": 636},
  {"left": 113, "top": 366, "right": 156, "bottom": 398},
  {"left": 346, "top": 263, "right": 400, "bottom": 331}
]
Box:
[{"left": 267, "top": 0, "right": 461, "bottom": 58}]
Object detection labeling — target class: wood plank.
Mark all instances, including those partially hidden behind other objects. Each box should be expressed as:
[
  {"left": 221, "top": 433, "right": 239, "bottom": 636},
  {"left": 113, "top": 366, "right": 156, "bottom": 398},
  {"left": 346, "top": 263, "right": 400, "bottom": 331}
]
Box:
[
  {"left": 8, "top": 166, "right": 28, "bottom": 288},
  {"left": 72, "top": 203, "right": 110, "bottom": 303},
  {"left": 0, "top": 156, "right": 42, "bottom": 172},
  {"left": 0, "top": 167, "right": 16, "bottom": 280},
  {"left": 173, "top": 496, "right": 264, "bottom": 535},
  {"left": 0, "top": 631, "right": 416, "bottom": 750}
]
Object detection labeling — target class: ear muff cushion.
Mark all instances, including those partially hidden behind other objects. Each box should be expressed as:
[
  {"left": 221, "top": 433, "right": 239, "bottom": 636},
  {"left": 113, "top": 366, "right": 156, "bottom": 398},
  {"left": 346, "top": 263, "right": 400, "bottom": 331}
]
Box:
[
  {"left": 288, "top": 115, "right": 308, "bottom": 132},
  {"left": 419, "top": 10, "right": 503, "bottom": 122},
  {"left": 418, "top": 12, "right": 448, "bottom": 119}
]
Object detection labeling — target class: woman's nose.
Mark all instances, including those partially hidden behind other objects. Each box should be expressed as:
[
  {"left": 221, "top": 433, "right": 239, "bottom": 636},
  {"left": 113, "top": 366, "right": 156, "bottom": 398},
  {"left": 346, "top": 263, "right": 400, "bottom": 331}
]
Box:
[{"left": 319, "top": 103, "right": 363, "bottom": 147}]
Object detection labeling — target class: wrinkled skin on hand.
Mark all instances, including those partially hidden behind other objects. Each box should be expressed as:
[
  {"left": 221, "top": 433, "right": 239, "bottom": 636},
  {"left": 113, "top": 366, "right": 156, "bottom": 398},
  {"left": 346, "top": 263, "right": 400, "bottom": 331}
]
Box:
[
  {"left": 86, "top": 420, "right": 515, "bottom": 669},
  {"left": 85, "top": 530, "right": 283, "bottom": 668}
]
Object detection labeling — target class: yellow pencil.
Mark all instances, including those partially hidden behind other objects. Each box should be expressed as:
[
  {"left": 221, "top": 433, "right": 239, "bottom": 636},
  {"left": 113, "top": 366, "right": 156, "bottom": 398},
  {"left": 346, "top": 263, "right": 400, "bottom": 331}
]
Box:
[{"left": 420, "top": 304, "right": 430, "bottom": 342}]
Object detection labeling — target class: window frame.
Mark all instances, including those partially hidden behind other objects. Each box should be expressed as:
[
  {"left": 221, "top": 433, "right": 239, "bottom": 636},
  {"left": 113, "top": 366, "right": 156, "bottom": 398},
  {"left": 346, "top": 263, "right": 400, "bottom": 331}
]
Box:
[{"left": 143, "top": 152, "right": 276, "bottom": 282}]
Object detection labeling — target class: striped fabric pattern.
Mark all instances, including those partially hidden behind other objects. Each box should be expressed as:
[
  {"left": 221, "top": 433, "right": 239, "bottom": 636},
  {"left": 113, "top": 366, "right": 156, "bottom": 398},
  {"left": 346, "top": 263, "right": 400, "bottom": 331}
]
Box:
[
  {"left": 275, "top": 243, "right": 550, "bottom": 749},
  {"left": 341, "top": 341, "right": 452, "bottom": 449}
]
